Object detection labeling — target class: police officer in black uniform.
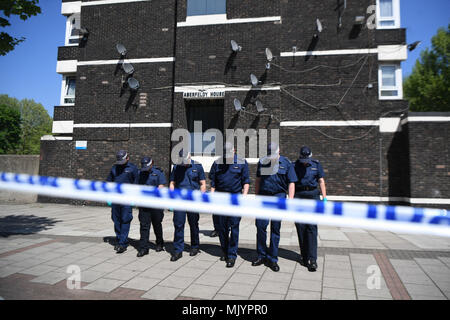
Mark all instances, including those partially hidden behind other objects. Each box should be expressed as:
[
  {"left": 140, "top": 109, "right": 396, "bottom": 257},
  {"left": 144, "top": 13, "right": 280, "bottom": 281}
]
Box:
[
  {"left": 135, "top": 156, "right": 167, "bottom": 257},
  {"left": 209, "top": 142, "right": 250, "bottom": 268},
  {"left": 253, "top": 143, "right": 297, "bottom": 272},
  {"left": 106, "top": 150, "right": 139, "bottom": 253},
  {"left": 293, "top": 146, "right": 327, "bottom": 272},
  {"left": 169, "top": 149, "right": 206, "bottom": 261}
]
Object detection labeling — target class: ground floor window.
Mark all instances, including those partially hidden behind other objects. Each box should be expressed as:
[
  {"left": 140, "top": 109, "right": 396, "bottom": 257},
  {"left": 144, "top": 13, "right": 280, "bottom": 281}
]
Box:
[{"left": 186, "top": 99, "right": 224, "bottom": 155}]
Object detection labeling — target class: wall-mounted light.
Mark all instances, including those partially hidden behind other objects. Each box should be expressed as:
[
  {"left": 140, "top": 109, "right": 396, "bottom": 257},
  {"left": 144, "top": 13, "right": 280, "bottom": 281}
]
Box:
[{"left": 408, "top": 41, "right": 421, "bottom": 51}]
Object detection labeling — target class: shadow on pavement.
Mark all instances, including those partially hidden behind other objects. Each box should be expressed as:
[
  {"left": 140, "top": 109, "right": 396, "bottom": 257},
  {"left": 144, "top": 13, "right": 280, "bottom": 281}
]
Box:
[
  {"left": 0, "top": 215, "right": 61, "bottom": 237},
  {"left": 102, "top": 236, "right": 304, "bottom": 266},
  {"left": 199, "top": 229, "right": 215, "bottom": 237}
]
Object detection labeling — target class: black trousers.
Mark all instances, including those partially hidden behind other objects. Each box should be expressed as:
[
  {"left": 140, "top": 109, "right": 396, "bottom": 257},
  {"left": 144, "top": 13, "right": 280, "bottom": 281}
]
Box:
[
  {"left": 294, "top": 191, "right": 319, "bottom": 263},
  {"left": 138, "top": 208, "right": 164, "bottom": 249},
  {"left": 212, "top": 214, "right": 221, "bottom": 231}
]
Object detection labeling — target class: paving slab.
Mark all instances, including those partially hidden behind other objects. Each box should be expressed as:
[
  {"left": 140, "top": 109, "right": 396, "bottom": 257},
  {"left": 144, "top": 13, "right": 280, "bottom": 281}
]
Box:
[
  {"left": 181, "top": 284, "right": 220, "bottom": 300},
  {"left": 219, "top": 282, "right": 255, "bottom": 298},
  {"left": 159, "top": 275, "right": 196, "bottom": 290},
  {"left": 142, "top": 285, "right": 183, "bottom": 300},
  {"left": 74, "top": 269, "right": 105, "bottom": 283},
  {"left": 194, "top": 274, "right": 230, "bottom": 287},
  {"left": 285, "top": 289, "right": 321, "bottom": 300},
  {"left": 121, "top": 277, "right": 161, "bottom": 291},
  {"left": 172, "top": 267, "right": 206, "bottom": 278},
  {"left": 0, "top": 203, "right": 450, "bottom": 300},
  {"left": 404, "top": 283, "right": 447, "bottom": 299},
  {"left": 289, "top": 278, "right": 322, "bottom": 292},
  {"left": 250, "top": 291, "right": 285, "bottom": 300},
  {"left": 323, "top": 276, "right": 355, "bottom": 290},
  {"left": 228, "top": 273, "right": 261, "bottom": 286},
  {"left": 19, "top": 264, "right": 58, "bottom": 276},
  {"left": 0, "top": 265, "right": 27, "bottom": 278},
  {"left": 255, "top": 280, "right": 290, "bottom": 295},
  {"left": 83, "top": 278, "right": 125, "bottom": 293},
  {"left": 30, "top": 271, "right": 70, "bottom": 285},
  {"left": 322, "top": 287, "right": 356, "bottom": 300},
  {"left": 89, "top": 262, "right": 123, "bottom": 273},
  {"left": 103, "top": 269, "right": 141, "bottom": 281}
]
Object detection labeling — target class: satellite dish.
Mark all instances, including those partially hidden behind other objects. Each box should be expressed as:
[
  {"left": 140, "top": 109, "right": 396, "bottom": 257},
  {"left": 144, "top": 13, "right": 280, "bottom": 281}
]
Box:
[
  {"left": 116, "top": 43, "right": 127, "bottom": 56},
  {"left": 250, "top": 74, "right": 259, "bottom": 86},
  {"left": 122, "top": 62, "right": 134, "bottom": 74},
  {"left": 255, "top": 100, "right": 264, "bottom": 113},
  {"left": 231, "top": 40, "right": 241, "bottom": 52},
  {"left": 233, "top": 98, "right": 243, "bottom": 112},
  {"left": 127, "top": 77, "right": 140, "bottom": 90},
  {"left": 265, "top": 48, "right": 273, "bottom": 61},
  {"left": 316, "top": 19, "right": 323, "bottom": 33}
]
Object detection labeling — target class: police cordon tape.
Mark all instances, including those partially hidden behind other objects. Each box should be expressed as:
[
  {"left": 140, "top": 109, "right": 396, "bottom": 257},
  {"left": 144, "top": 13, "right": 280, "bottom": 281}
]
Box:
[{"left": 0, "top": 171, "right": 449, "bottom": 237}]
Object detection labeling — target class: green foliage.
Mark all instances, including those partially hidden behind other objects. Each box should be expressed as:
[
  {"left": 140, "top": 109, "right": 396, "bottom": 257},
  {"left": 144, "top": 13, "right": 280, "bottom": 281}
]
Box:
[
  {"left": 0, "top": 104, "right": 22, "bottom": 154},
  {"left": 0, "top": 94, "right": 52, "bottom": 154},
  {"left": 0, "top": 0, "right": 41, "bottom": 55},
  {"left": 404, "top": 25, "right": 450, "bottom": 112}
]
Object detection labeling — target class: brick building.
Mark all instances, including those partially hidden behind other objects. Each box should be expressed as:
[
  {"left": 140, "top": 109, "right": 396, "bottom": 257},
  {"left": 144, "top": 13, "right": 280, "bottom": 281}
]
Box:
[{"left": 40, "top": 0, "right": 449, "bottom": 209}]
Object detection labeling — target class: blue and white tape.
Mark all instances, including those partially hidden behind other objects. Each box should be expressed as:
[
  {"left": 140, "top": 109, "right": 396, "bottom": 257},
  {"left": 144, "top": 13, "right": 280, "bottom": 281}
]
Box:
[{"left": 0, "top": 172, "right": 449, "bottom": 237}]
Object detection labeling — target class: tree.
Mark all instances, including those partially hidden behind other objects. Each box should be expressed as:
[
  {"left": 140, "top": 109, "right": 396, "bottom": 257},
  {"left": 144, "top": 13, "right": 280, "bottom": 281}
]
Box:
[
  {"left": 0, "top": 94, "right": 52, "bottom": 154},
  {"left": 404, "top": 25, "right": 450, "bottom": 112},
  {"left": 0, "top": 0, "right": 41, "bottom": 56},
  {"left": 0, "top": 104, "right": 22, "bottom": 154}
]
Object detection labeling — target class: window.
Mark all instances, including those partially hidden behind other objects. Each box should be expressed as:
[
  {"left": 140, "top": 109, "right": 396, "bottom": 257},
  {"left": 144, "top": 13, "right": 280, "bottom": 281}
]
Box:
[
  {"left": 379, "top": 64, "right": 403, "bottom": 99},
  {"left": 62, "top": 76, "right": 76, "bottom": 105},
  {"left": 186, "top": 99, "right": 224, "bottom": 155},
  {"left": 187, "top": 0, "right": 226, "bottom": 16},
  {"left": 65, "top": 13, "right": 80, "bottom": 46},
  {"left": 376, "top": 0, "right": 400, "bottom": 29}
]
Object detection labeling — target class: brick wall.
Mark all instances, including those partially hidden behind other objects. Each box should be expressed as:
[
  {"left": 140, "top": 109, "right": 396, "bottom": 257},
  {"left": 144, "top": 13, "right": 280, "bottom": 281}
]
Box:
[
  {"left": 41, "top": 1, "right": 448, "bottom": 209},
  {"left": 53, "top": 105, "right": 75, "bottom": 121},
  {"left": 406, "top": 119, "right": 450, "bottom": 199}
]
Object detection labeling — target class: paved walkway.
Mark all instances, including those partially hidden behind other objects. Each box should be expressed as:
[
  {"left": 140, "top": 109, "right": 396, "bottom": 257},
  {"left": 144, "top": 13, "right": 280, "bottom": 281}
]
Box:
[{"left": 0, "top": 203, "right": 449, "bottom": 300}]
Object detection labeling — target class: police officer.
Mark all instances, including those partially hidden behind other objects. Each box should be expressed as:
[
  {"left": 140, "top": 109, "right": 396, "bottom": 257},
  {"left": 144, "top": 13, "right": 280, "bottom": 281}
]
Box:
[
  {"left": 253, "top": 143, "right": 297, "bottom": 272},
  {"left": 135, "top": 156, "right": 166, "bottom": 257},
  {"left": 209, "top": 142, "right": 250, "bottom": 268},
  {"left": 293, "top": 146, "right": 327, "bottom": 272},
  {"left": 106, "top": 150, "right": 139, "bottom": 253},
  {"left": 169, "top": 149, "right": 206, "bottom": 261}
]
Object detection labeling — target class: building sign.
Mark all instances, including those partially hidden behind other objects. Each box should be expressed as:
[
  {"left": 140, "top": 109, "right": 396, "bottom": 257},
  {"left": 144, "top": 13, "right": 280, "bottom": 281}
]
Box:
[
  {"left": 75, "top": 141, "right": 87, "bottom": 150},
  {"left": 183, "top": 91, "right": 225, "bottom": 99}
]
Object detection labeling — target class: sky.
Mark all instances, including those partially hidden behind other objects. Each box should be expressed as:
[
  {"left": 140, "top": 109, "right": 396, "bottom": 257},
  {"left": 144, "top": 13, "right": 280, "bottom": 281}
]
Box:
[{"left": 0, "top": 0, "right": 449, "bottom": 118}]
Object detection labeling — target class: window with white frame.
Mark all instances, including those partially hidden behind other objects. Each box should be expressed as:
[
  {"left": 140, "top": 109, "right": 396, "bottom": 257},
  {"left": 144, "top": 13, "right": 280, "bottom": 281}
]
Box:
[
  {"left": 65, "top": 13, "right": 80, "bottom": 46},
  {"left": 378, "top": 64, "right": 403, "bottom": 99},
  {"left": 61, "top": 76, "right": 76, "bottom": 105},
  {"left": 187, "top": 0, "right": 226, "bottom": 16},
  {"left": 376, "top": 0, "right": 400, "bottom": 29}
]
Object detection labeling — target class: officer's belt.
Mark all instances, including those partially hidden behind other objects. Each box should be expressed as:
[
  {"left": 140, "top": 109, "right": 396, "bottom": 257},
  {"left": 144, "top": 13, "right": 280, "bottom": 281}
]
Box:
[
  {"left": 296, "top": 186, "right": 317, "bottom": 191},
  {"left": 259, "top": 191, "right": 286, "bottom": 196},
  {"left": 216, "top": 189, "right": 241, "bottom": 194}
]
